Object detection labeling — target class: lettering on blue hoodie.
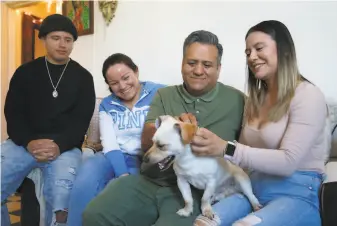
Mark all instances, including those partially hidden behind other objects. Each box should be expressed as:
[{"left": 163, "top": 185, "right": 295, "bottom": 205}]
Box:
[{"left": 99, "top": 81, "right": 166, "bottom": 176}]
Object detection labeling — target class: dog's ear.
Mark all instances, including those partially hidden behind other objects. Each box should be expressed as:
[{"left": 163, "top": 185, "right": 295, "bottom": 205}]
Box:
[
  {"left": 155, "top": 116, "right": 165, "bottom": 129},
  {"left": 155, "top": 117, "right": 162, "bottom": 129},
  {"left": 155, "top": 115, "right": 171, "bottom": 129},
  {"left": 174, "top": 123, "right": 198, "bottom": 144}
]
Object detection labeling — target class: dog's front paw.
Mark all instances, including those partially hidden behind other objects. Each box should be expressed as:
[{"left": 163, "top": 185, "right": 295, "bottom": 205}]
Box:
[
  {"left": 202, "top": 206, "right": 214, "bottom": 219},
  {"left": 253, "top": 203, "right": 263, "bottom": 212},
  {"left": 177, "top": 208, "right": 193, "bottom": 217},
  {"left": 250, "top": 197, "right": 262, "bottom": 212}
]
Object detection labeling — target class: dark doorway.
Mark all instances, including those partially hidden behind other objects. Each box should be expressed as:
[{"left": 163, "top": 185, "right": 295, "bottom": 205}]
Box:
[{"left": 21, "top": 13, "right": 44, "bottom": 64}]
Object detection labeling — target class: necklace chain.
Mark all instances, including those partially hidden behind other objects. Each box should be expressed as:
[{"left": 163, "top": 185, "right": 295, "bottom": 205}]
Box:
[{"left": 45, "top": 56, "right": 70, "bottom": 98}]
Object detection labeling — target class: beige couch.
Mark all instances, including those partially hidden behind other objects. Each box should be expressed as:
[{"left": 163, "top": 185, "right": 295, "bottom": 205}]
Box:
[
  {"left": 83, "top": 98, "right": 103, "bottom": 153},
  {"left": 320, "top": 100, "right": 337, "bottom": 226},
  {"left": 22, "top": 98, "right": 337, "bottom": 226},
  {"left": 324, "top": 101, "right": 337, "bottom": 182}
]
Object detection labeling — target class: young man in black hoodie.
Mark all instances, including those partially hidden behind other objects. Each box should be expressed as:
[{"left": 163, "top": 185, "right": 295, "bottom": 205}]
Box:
[{"left": 1, "top": 14, "right": 95, "bottom": 226}]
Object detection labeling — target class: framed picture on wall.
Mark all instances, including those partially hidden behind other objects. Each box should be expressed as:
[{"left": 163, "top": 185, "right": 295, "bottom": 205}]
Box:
[{"left": 62, "top": 0, "right": 94, "bottom": 36}]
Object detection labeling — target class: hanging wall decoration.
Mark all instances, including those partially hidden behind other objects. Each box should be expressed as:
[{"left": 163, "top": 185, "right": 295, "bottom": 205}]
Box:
[
  {"left": 62, "top": 1, "right": 94, "bottom": 36},
  {"left": 98, "top": 0, "right": 118, "bottom": 26}
]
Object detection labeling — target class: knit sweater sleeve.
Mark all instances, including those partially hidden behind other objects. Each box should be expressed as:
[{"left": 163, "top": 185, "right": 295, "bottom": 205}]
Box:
[
  {"left": 53, "top": 71, "right": 96, "bottom": 153},
  {"left": 5, "top": 66, "right": 36, "bottom": 146},
  {"left": 231, "top": 83, "right": 327, "bottom": 176}
]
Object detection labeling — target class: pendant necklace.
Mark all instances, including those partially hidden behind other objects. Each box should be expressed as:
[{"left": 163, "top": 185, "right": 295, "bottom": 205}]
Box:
[{"left": 45, "top": 56, "right": 70, "bottom": 98}]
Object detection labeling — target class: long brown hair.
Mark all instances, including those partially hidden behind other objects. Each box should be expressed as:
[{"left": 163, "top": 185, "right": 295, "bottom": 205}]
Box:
[{"left": 244, "top": 20, "right": 304, "bottom": 124}]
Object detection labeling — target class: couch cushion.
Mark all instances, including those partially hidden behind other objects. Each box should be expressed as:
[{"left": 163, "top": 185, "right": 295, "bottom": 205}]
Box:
[
  {"left": 331, "top": 124, "right": 337, "bottom": 158},
  {"left": 328, "top": 101, "right": 337, "bottom": 158},
  {"left": 325, "top": 158, "right": 337, "bottom": 183},
  {"left": 84, "top": 98, "right": 103, "bottom": 152}
]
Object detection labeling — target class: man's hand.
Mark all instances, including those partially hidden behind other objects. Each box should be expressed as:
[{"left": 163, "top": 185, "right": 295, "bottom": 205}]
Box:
[
  {"left": 27, "top": 139, "right": 60, "bottom": 162},
  {"left": 177, "top": 113, "right": 198, "bottom": 126},
  {"left": 191, "top": 128, "right": 227, "bottom": 157}
]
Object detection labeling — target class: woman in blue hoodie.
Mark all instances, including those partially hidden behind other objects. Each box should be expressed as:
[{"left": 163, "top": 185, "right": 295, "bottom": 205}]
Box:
[{"left": 67, "top": 53, "right": 165, "bottom": 226}]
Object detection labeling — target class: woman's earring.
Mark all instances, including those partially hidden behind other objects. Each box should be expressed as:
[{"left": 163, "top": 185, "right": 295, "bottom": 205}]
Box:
[{"left": 257, "top": 79, "right": 261, "bottom": 90}]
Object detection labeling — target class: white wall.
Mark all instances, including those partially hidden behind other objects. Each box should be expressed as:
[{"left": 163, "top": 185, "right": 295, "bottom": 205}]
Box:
[
  {"left": 1, "top": 3, "right": 18, "bottom": 141},
  {"left": 0, "top": 2, "right": 57, "bottom": 141},
  {"left": 70, "top": 1, "right": 337, "bottom": 100}
]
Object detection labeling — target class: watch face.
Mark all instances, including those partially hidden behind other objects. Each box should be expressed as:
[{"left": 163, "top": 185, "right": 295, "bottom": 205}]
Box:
[{"left": 226, "top": 143, "right": 236, "bottom": 156}]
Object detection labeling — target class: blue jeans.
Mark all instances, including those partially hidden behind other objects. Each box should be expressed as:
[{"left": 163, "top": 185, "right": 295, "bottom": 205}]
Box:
[
  {"left": 1, "top": 139, "right": 81, "bottom": 226},
  {"left": 211, "top": 170, "right": 323, "bottom": 226},
  {"left": 67, "top": 152, "right": 141, "bottom": 226}
]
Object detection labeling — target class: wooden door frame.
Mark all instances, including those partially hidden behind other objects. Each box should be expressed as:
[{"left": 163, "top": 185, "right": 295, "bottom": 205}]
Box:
[
  {"left": 21, "top": 13, "right": 42, "bottom": 64},
  {"left": 5, "top": 1, "right": 40, "bottom": 9}
]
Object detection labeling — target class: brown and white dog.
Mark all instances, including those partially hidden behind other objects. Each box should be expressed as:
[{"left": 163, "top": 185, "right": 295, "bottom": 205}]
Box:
[{"left": 144, "top": 115, "right": 261, "bottom": 219}]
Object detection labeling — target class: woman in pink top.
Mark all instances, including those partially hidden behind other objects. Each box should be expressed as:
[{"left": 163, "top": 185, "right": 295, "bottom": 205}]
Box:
[{"left": 193, "top": 20, "right": 327, "bottom": 226}]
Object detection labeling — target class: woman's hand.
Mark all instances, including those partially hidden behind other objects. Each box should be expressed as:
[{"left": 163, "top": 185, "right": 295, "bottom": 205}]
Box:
[{"left": 191, "top": 128, "right": 227, "bottom": 157}]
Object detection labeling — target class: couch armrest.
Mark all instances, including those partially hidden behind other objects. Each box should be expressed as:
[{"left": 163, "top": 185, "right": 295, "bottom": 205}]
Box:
[
  {"left": 320, "top": 181, "right": 337, "bottom": 226},
  {"left": 324, "top": 160, "right": 337, "bottom": 183},
  {"left": 320, "top": 159, "right": 337, "bottom": 226},
  {"left": 83, "top": 141, "right": 103, "bottom": 153},
  {"left": 83, "top": 98, "right": 103, "bottom": 152}
]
